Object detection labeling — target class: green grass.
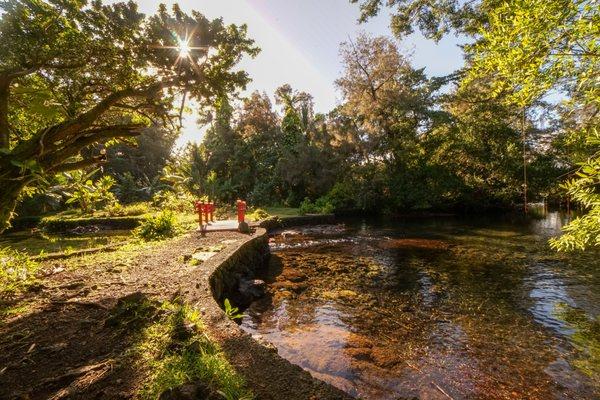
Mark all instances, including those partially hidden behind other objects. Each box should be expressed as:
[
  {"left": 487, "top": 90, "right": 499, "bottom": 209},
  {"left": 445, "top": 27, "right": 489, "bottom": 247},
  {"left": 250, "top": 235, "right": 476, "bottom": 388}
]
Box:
[
  {"left": 262, "top": 207, "right": 301, "bottom": 218},
  {"left": 0, "top": 230, "right": 131, "bottom": 257},
  {"left": 0, "top": 247, "right": 41, "bottom": 294},
  {"left": 132, "top": 301, "right": 253, "bottom": 400}
]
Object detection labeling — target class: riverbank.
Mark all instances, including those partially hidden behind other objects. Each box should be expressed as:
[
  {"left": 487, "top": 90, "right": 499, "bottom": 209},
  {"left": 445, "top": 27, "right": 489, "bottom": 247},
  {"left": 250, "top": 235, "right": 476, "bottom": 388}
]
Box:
[
  {"left": 243, "top": 213, "right": 600, "bottom": 399},
  {"left": 0, "top": 225, "right": 350, "bottom": 399}
]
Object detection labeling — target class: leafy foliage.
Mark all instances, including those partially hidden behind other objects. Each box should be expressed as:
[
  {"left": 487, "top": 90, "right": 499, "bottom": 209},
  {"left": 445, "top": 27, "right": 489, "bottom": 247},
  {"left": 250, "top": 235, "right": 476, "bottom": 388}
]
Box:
[
  {"left": 350, "top": 0, "right": 599, "bottom": 250},
  {"left": 134, "top": 210, "right": 179, "bottom": 241},
  {"left": 299, "top": 197, "right": 335, "bottom": 215},
  {"left": 246, "top": 208, "right": 271, "bottom": 222},
  {"left": 0, "top": 0, "right": 259, "bottom": 232},
  {"left": 223, "top": 298, "right": 244, "bottom": 321},
  {"left": 0, "top": 247, "right": 39, "bottom": 293},
  {"left": 65, "top": 174, "right": 118, "bottom": 213},
  {"left": 103, "top": 202, "right": 151, "bottom": 218},
  {"left": 462, "top": 0, "right": 599, "bottom": 250}
]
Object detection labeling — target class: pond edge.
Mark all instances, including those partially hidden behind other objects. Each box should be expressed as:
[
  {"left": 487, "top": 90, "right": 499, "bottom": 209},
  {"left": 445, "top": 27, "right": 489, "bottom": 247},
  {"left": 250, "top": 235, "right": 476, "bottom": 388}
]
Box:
[{"left": 183, "top": 224, "right": 352, "bottom": 400}]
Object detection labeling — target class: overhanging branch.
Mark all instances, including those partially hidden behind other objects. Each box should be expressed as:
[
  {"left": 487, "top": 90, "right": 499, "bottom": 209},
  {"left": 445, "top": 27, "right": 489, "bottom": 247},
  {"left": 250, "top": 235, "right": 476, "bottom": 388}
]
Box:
[{"left": 51, "top": 155, "right": 107, "bottom": 173}]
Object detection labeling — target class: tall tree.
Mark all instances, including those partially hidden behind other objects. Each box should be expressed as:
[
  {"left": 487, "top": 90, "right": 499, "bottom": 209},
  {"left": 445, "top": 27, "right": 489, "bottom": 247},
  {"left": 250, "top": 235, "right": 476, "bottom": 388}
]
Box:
[
  {"left": 350, "top": 0, "right": 491, "bottom": 41},
  {"left": 352, "top": 0, "right": 599, "bottom": 249},
  {"left": 336, "top": 34, "right": 435, "bottom": 155},
  {"left": 0, "top": 0, "right": 258, "bottom": 231},
  {"left": 461, "top": 0, "right": 599, "bottom": 250},
  {"left": 103, "top": 126, "right": 177, "bottom": 202}
]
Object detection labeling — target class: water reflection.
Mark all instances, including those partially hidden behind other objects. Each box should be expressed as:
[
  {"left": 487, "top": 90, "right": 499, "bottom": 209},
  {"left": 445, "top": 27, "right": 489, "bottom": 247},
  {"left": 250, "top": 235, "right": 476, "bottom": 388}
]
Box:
[{"left": 242, "top": 213, "right": 600, "bottom": 399}]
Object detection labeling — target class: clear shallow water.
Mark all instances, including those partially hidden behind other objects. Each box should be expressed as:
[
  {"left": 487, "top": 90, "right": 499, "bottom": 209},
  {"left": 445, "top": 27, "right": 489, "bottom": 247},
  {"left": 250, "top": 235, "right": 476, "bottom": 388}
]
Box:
[{"left": 241, "top": 212, "right": 600, "bottom": 400}]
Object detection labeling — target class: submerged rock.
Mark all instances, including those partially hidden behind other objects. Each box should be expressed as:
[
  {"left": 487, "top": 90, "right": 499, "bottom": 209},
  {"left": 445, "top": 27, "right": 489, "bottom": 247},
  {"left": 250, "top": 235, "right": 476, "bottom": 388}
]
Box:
[
  {"left": 238, "top": 278, "right": 266, "bottom": 300},
  {"left": 280, "top": 269, "right": 308, "bottom": 282},
  {"left": 377, "top": 238, "right": 451, "bottom": 251}
]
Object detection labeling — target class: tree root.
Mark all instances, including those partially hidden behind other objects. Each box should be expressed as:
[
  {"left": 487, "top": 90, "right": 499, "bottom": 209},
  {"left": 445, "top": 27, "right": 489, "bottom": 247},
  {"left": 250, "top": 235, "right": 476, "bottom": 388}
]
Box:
[
  {"left": 49, "top": 300, "right": 109, "bottom": 310},
  {"left": 44, "top": 359, "right": 114, "bottom": 400}
]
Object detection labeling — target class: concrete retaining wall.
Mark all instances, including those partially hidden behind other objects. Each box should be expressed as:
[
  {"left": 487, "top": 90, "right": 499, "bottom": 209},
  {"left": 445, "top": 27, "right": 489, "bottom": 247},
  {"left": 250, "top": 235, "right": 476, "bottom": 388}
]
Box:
[{"left": 185, "top": 227, "right": 351, "bottom": 400}]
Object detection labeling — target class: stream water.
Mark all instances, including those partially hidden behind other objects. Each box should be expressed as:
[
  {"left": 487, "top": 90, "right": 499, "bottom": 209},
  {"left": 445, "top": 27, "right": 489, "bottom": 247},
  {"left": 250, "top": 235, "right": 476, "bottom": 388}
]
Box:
[{"left": 241, "top": 211, "right": 600, "bottom": 399}]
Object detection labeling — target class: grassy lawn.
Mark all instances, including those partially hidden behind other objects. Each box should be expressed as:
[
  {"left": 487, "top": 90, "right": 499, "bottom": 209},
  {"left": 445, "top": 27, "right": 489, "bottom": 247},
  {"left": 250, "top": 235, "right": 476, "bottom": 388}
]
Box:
[
  {"left": 0, "top": 230, "right": 132, "bottom": 257},
  {"left": 0, "top": 210, "right": 197, "bottom": 294},
  {"left": 262, "top": 207, "right": 301, "bottom": 218}
]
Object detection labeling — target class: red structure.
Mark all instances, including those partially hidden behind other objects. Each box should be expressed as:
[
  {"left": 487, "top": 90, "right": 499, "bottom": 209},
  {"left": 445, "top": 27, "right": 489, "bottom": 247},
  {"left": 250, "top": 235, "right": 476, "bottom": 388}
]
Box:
[
  {"left": 194, "top": 200, "right": 216, "bottom": 226},
  {"left": 208, "top": 202, "right": 215, "bottom": 222},
  {"left": 236, "top": 199, "right": 246, "bottom": 223}
]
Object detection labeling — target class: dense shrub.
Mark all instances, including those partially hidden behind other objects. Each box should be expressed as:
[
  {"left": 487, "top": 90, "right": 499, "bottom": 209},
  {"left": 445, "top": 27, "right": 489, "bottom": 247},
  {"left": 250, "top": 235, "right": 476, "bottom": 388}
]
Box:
[
  {"left": 39, "top": 215, "right": 143, "bottom": 233},
  {"left": 324, "top": 182, "right": 358, "bottom": 212},
  {"left": 246, "top": 208, "right": 271, "bottom": 222},
  {"left": 65, "top": 175, "right": 119, "bottom": 213},
  {"left": 134, "top": 211, "right": 178, "bottom": 241},
  {"left": 299, "top": 197, "right": 334, "bottom": 215},
  {"left": 152, "top": 191, "right": 196, "bottom": 213},
  {"left": 103, "top": 202, "right": 152, "bottom": 217}
]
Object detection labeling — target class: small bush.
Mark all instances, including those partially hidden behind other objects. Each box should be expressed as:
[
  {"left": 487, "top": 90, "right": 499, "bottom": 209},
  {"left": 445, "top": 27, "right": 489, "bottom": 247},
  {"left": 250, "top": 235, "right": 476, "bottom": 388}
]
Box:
[
  {"left": 134, "top": 211, "right": 178, "bottom": 241},
  {"left": 104, "top": 202, "right": 151, "bottom": 217},
  {"left": 299, "top": 197, "right": 334, "bottom": 215},
  {"left": 0, "top": 248, "right": 39, "bottom": 293},
  {"left": 215, "top": 205, "right": 235, "bottom": 220},
  {"left": 325, "top": 181, "right": 358, "bottom": 211},
  {"left": 246, "top": 208, "right": 270, "bottom": 222},
  {"left": 152, "top": 191, "right": 196, "bottom": 213}
]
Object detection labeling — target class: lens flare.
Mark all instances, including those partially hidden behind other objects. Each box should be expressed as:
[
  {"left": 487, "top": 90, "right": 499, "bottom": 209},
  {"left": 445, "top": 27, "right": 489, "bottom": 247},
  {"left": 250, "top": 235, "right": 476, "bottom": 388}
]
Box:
[{"left": 178, "top": 38, "right": 191, "bottom": 57}]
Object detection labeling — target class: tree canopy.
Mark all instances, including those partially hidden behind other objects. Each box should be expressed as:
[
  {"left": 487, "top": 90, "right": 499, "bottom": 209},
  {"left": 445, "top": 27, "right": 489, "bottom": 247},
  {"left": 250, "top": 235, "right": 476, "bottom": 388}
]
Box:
[
  {"left": 351, "top": 0, "right": 599, "bottom": 250},
  {"left": 0, "top": 0, "right": 259, "bottom": 231}
]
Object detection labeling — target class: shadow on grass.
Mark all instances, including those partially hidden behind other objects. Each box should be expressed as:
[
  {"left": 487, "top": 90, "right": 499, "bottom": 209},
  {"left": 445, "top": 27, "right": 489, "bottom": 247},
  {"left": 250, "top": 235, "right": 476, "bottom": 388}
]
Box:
[
  {"left": 0, "top": 291, "right": 158, "bottom": 399},
  {"left": 0, "top": 291, "right": 251, "bottom": 400}
]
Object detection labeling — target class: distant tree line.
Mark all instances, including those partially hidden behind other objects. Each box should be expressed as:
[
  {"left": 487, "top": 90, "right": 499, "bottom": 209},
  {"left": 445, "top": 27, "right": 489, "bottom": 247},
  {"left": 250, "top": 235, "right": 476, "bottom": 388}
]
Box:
[
  {"left": 1, "top": 0, "right": 596, "bottom": 250},
  {"left": 170, "top": 33, "right": 565, "bottom": 214}
]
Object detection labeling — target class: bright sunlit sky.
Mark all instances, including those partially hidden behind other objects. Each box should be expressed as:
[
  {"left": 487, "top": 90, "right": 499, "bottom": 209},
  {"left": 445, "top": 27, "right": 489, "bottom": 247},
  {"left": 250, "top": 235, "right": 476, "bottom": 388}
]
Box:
[{"left": 126, "top": 0, "right": 466, "bottom": 146}]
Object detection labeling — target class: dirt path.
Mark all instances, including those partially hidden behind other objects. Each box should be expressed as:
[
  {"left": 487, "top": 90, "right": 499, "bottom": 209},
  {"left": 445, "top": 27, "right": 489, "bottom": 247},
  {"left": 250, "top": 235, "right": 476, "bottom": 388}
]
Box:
[{"left": 0, "top": 229, "right": 350, "bottom": 400}]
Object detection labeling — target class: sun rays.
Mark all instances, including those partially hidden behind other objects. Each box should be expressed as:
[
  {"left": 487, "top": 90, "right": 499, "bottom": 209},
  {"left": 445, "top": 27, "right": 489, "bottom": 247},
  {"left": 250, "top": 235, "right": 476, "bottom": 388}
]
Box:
[{"left": 151, "top": 29, "right": 211, "bottom": 75}]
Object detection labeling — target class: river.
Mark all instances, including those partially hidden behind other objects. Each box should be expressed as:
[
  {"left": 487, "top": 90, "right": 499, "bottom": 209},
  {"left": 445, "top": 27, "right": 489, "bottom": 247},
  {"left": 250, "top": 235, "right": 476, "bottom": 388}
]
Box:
[{"left": 241, "top": 211, "right": 600, "bottom": 399}]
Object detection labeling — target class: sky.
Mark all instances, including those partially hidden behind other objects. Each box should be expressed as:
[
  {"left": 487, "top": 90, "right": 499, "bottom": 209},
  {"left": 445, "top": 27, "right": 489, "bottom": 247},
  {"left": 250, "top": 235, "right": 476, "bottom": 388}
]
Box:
[{"left": 128, "top": 0, "right": 466, "bottom": 145}]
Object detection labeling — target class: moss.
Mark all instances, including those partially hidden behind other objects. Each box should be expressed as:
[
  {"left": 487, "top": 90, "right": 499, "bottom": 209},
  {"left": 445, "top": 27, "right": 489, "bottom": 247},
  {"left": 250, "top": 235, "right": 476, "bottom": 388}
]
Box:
[
  {"left": 556, "top": 304, "right": 600, "bottom": 381},
  {"left": 0, "top": 301, "right": 31, "bottom": 322}
]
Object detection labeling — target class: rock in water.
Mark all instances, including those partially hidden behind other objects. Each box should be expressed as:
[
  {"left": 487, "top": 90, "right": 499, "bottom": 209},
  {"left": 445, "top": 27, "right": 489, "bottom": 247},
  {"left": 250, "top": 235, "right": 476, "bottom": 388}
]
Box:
[{"left": 238, "top": 278, "right": 266, "bottom": 300}]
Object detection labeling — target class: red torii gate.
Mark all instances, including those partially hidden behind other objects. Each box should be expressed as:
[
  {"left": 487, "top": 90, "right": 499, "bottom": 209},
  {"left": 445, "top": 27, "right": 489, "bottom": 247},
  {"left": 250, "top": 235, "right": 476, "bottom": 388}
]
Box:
[{"left": 194, "top": 200, "right": 215, "bottom": 226}]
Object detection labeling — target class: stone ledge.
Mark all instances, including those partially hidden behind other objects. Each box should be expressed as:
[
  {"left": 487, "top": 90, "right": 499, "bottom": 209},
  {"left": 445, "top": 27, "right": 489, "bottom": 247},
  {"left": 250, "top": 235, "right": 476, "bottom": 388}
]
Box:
[{"left": 182, "top": 228, "right": 352, "bottom": 400}]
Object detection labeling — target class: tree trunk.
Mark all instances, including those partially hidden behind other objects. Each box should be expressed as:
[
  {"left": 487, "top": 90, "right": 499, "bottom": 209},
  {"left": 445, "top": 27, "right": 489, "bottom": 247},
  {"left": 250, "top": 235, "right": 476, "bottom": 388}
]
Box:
[
  {"left": 0, "top": 176, "right": 27, "bottom": 233},
  {"left": 0, "top": 77, "right": 9, "bottom": 150}
]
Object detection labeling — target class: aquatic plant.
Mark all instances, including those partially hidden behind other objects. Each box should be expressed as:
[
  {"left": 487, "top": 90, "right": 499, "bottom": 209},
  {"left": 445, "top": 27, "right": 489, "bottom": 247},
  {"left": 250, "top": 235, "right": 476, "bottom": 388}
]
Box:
[
  {"left": 555, "top": 303, "right": 600, "bottom": 382},
  {"left": 223, "top": 298, "right": 244, "bottom": 321}
]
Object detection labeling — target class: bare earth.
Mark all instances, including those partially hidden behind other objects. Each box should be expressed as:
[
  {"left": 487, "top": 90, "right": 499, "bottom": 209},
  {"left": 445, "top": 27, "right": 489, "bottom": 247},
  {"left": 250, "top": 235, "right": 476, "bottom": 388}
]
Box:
[{"left": 0, "top": 229, "right": 350, "bottom": 400}]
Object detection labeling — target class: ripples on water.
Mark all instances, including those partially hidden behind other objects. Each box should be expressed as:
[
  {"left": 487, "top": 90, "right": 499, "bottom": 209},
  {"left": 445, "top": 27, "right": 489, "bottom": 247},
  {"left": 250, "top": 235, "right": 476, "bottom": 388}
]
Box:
[{"left": 242, "top": 211, "right": 600, "bottom": 399}]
